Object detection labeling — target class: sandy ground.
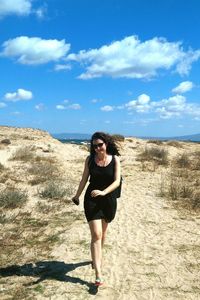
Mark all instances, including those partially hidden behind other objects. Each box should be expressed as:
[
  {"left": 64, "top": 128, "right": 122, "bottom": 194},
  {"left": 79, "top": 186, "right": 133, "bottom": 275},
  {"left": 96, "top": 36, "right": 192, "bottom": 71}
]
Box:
[{"left": 0, "top": 126, "right": 200, "bottom": 299}]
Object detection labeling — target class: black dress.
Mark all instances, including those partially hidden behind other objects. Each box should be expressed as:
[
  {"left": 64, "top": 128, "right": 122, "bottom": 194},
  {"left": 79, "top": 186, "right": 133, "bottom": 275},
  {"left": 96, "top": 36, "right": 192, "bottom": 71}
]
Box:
[{"left": 84, "top": 155, "right": 117, "bottom": 223}]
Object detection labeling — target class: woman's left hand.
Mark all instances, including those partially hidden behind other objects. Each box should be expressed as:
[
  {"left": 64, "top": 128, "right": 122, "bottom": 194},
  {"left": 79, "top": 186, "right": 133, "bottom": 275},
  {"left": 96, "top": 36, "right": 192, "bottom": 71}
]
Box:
[{"left": 91, "top": 190, "right": 106, "bottom": 197}]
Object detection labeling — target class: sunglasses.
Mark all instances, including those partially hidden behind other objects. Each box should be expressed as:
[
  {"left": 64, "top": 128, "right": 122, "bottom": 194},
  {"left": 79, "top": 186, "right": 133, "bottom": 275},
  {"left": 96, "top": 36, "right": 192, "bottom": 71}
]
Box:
[{"left": 93, "top": 142, "right": 104, "bottom": 149}]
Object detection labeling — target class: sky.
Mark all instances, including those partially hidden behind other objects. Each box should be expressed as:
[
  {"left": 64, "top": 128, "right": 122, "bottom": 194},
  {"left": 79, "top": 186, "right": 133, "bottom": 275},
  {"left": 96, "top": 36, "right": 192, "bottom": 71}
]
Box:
[{"left": 0, "top": 0, "right": 200, "bottom": 137}]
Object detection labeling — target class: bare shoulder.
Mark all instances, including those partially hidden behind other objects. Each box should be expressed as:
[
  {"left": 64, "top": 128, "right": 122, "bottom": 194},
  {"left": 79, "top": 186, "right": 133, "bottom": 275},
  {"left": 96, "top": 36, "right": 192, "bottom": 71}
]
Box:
[
  {"left": 114, "top": 155, "right": 120, "bottom": 163},
  {"left": 85, "top": 155, "right": 91, "bottom": 163},
  {"left": 86, "top": 155, "right": 90, "bottom": 160}
]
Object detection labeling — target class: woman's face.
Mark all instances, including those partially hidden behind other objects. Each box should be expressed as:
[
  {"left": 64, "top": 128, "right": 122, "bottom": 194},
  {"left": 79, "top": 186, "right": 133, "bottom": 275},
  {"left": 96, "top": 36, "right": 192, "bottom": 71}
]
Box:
[{"left": 92, "top": 138, "right": 107, "bottom": 154}]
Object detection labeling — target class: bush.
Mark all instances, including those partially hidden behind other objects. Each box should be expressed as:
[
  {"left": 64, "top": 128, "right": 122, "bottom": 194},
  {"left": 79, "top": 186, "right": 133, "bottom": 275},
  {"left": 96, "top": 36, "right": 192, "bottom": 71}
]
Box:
[
  {"left": 159, "top": 167, "right": 200, "bottom": 209},
  {"left": 147, "top": 139, "right": 163, "bottom": 145},
  {"left": 0, "top": 162, "right": 5, "bottom": 172},
  {"left": 10, "top": 146, "right": 35, "bottom": 161},
  {"left": 138, "top": 146, "right": 168, "bottom": 165},
  {"left": 174, "top": 153, "right": 191, "bottom": 168},
  {"left": 166, "top": 140, "right": 182, "bottom": 148},
  {"left": 38, "top": 181, "right": 71, "bottom": 200},
  {"left": 192, "top": 191, "right": 200, "bottom": 208},
  {"left": 28, "top": 161, "right": 60, "bottom": 185},
  {"left": 112, "top": 134, "right": 125, "bottom": 142},
  {"left": 1, "top": 139, "right": 11, "bottom": 145},
  {"left": 192, "top": 151, "right": 200, "bottom": 170},
  {"left": 0, "top": 213, "right": 7, "bottom": 224},
  {"left": 0, "top": 188, "right": 28, "bottom": 208}
]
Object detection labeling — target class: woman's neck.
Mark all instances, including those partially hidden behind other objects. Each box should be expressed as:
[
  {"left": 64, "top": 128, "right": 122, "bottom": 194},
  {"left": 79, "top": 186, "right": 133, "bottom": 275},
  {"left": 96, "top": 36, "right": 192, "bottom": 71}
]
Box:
[{"left": 96, "top": 153, "right": 107, "bottom": 160}]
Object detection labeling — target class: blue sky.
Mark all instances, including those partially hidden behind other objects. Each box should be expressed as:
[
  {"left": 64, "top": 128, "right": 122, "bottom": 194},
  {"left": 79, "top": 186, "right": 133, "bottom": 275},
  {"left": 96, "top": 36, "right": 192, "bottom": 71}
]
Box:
[{"left": 0, "top": 0, "right": 200, "bottom": 137}]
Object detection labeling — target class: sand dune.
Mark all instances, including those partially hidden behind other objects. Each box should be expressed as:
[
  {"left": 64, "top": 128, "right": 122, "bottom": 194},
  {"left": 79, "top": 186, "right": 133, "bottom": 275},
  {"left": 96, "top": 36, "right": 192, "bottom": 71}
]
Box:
[{"left": 0, "top": 126, "right": 199, "bottom": 299}]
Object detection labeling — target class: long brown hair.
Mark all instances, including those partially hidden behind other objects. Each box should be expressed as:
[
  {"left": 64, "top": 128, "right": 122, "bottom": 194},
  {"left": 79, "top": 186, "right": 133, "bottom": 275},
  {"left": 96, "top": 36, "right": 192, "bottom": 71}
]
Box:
[{"left": 90, "top": 132, "right": 120, "bottom": 157}]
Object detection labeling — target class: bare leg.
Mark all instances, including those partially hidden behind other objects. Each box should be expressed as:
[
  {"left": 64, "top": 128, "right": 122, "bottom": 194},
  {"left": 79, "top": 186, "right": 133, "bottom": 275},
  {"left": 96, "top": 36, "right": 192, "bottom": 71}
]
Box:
[
  {"left": 89, "top": 220, "right": 103, "bottom": 279},
  {"left": 101, "top": 219, "right": 109, "bottom": 269},
  {"left": 101, "top": 219, "right": 108, "bottom": 248}
]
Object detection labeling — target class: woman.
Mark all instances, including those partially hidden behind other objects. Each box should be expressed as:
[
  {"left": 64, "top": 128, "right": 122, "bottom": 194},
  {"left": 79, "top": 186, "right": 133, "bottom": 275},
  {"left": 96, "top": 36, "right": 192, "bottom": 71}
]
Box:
[{"left": 72, "top": 132, "right": 121, "bottom": 286}]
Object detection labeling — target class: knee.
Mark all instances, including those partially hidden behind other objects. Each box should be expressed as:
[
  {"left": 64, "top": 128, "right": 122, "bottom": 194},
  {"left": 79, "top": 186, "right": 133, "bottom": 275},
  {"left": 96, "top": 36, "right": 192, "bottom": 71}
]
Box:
[
  {"left": 91, "top": 231, "right": 102, "bottom": 242},
  {"left": 102, "top": 232, "right": 106, "bottom": 240}
]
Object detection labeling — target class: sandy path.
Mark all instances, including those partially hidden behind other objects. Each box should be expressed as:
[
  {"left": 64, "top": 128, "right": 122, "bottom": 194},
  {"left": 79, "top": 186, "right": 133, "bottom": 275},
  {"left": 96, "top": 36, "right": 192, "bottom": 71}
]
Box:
[{"left": 47, "top": 144, "right": 200, "bottom": 300}]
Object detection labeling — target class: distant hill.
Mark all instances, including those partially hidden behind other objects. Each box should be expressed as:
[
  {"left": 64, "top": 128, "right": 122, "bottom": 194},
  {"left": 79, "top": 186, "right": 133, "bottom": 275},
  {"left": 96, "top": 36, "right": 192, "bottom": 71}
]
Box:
[
  {"left": 140, "top": 133, "right": 200, "bottom": 142},
  {"left": 171, "top": 133, "right": 200, "bottom": 142}
]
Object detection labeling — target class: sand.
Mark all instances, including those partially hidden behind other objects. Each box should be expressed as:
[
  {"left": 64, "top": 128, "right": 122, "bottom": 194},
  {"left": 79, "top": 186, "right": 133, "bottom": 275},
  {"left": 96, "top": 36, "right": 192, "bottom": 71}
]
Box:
[{"left": 0, "top": 126, "right": 199, "bottom": 299}]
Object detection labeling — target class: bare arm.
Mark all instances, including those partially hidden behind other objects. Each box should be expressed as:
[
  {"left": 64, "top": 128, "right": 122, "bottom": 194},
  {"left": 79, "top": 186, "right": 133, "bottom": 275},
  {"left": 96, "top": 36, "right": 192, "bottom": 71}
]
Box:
[
  {"left": 103, "top": 155, "right": 121, "bottom": 195},
  {"left": 91, "top": 155, "right": 121, "bottom": 197},
  {"left": 72, "top": 156, "right": 90, "bottom": 203}
]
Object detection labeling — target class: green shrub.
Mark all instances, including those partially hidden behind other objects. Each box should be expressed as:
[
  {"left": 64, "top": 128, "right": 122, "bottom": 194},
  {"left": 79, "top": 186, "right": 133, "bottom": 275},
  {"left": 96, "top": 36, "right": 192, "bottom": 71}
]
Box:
[
  {"left": 0, "top": 188, "right": 28, "bottom": 208},
  {"left": 38, "top": 181, "right": 70, "bottom": 200}
]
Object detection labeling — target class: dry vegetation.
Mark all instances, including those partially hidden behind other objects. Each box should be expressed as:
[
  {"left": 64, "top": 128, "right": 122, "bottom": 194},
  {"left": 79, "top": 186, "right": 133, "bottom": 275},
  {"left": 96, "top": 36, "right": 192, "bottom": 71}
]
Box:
[
  {"left": 0, "top": 127, "right": 82, "bottom": 299},
  {"left": 136, "top": 140, "right": 200, "bottom": 209},
  {"left": 0, "top": 128, "right": 199, "bottom": 299},
  {"left": 162, "top": 150, "right": 200, "bottom": 209}
]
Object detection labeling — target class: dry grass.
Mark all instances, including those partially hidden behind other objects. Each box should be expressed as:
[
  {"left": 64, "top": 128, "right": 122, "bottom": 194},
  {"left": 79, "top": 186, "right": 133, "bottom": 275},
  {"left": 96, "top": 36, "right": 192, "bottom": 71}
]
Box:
[
  {"left": 138, "top": 146, "right": 169, "bottom": 166},
  {"left": 0, "top": 187, "right": 28, "bottom": 209},
  {"left": 166, "top": 140, "right": 183, "bottom": 148},
  {"left": 147, "top": 139, "right": 164, "bottom": 145},
  {"left": 112, "top": 134, "right": 125, "bottom": 142},
  {"left": 10, "top": 146, "right": 35, "bottom": 161},
  {"left": 159, "top": 151, "right": 200, "bottom": 209},
  {"left": 38, "top": 181, "right": 74, "bottom": 200},
  {"left": 192, "top": 151, "right": 200, "bottom": 170},
  {"left": 0, "top": 162, "right": 5, "bottom": 171},
  {"left": 28, "top": 160, "right": 60, "bottom": 185},
  {"left": 173, "top": 152, "right": 191, "bottom": 168}
]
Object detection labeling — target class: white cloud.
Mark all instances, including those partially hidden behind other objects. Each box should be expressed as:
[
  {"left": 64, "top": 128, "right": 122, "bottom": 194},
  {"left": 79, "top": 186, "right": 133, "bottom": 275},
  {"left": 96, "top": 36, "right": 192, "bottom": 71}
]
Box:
[
  {"left": 125, "top": 94, "right": 151, "bottom": 112},
  {"left": 35, "top": 103, "right": 45, "bottom": 111},
  {"left": 0, "top": 0, "right": 31, "bottom": 17},
  {"left": 156, "top": 107, "right": 181, "bottom": 119},
  {"left": 56, "top": 105, "right": 66, "bottom": 110},
  {"left": 4, "top": 88, "right": 33, "bottom": 102},
  {"left": 67, "top": 35, "right": 200, "bottom": 79},
  {"left": 56, "top": 103, "right": 81, "bottom": 110},
  {"left": 1, "top": 36, "right": 70, "bottom": 65},
  {"left": 176, "top": 50, "right": 200, "bottom": 75},
  {"left": 101, "top": 105, "right": 114, "bottom": 112},
  {"left": 34, "top": 5, "right": 47, "bottom": 19},
  {"left": 54, "top": 64, "right": 71, "bottom": 71},
  {"left": 0, "top": 102, "right": 6, "bottom": 108},
  {"left": 0, "top": 0, "right": 47, "bottom": 19},
  {"left": 172, "top": 81, "right": 194, "bottom": 94},
  {"left": 151, "top": 95, "right": 189, "bottom": 119},
  {"left": 123, "top": 93, "right": 200, "bottom": 119}
]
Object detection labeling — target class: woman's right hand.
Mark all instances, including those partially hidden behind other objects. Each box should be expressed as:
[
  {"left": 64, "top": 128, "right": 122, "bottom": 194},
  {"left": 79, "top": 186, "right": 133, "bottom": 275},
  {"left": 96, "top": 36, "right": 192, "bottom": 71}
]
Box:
[{"left": 72, "top": 197, "right": 80, "bottom": 206}]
